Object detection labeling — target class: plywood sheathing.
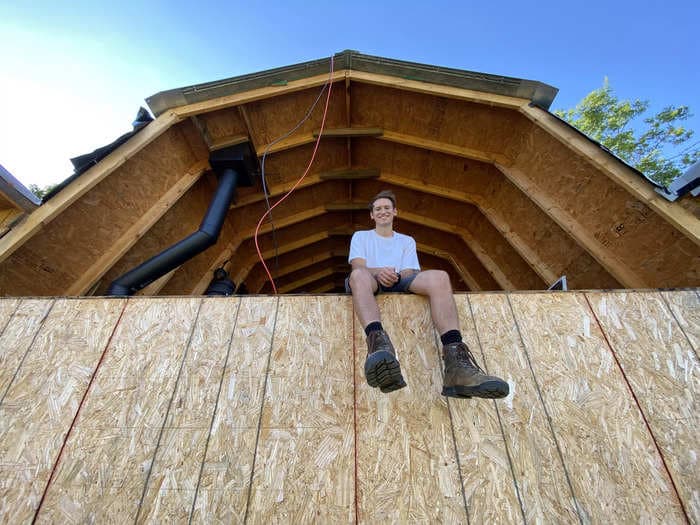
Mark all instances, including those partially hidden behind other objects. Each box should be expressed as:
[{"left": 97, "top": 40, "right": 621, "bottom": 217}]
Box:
[
  {"left": 352, "top": 179, "right": 545, "bottom": 290},
  {"left": 255, "top": 256, "right": 347, "bottom": 294},
  {"left": 0, "top": 298, "right": 125, "bottom": 523},
  {"left": 512, "top": 120, "right": 700, "bottom": 287},
  {"left": 93, "top": 174, "right": 219, "bottom": 295},
  {"left": 241, "top": 84, "right": 346, "bottom": 149},
  {"left": 158, "top": 180, "right": 349, "bottom": 295},
  {"left": 0, "top": 121, "right": 207, "bottom": 297},
  {"left": 244, "top": 237, "right": 347, "bottom": 293},
  {"left": 0, "top": 291, "right": 697, "bottom": 521},
  {"left": 586, "top": 291, "right": 699, "bottom": 522},
  {"left": 662, "top": 290, "right": 700, "bottom": 353},
  {"left": 350, "top": 83, "right": 527, "bottom": 163}
]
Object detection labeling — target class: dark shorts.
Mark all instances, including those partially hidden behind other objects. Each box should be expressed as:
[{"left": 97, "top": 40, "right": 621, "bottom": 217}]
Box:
[{"left": 345, "top": 272, "right": 419, "bottom": 294}]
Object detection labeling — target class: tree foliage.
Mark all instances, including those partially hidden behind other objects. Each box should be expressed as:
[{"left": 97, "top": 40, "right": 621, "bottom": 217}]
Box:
[
  {"left": 28, "top": 183, "right": 57, "bottom": 200},
  {"left": 555, "top": 80, "right": 700, "bottom": 186}
]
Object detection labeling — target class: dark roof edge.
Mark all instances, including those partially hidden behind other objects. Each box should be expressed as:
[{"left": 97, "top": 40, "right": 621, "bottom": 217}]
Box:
[
  {"left": 146, "top": 50, "right": 558, "bottom": 116},
  {"left": 0, "top": 164, "right": 41, "bottom": 210}
]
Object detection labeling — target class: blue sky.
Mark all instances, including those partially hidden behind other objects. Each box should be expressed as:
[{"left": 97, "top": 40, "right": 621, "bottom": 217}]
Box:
[{"left": 2, "top": 0, "right": 698, "bottom": 188}]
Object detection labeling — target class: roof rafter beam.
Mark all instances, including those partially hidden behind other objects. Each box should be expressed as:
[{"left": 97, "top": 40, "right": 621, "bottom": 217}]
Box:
[
  {"left": 172, "top": 71, "right": 347, "bottom": 119},
  {"left": 64, "top": 159, "right": 210, "bottom": 295},
  {"left": 378, "top": 172, "right": 559, "bottom": 284},
  {"left": 520, "top": 104, "right": 700, "bottom": 247},
  {"left": 400, "top": 211, "right": 520, "bottom": 290},
  {"left": 347, "top": 70, "right": 530, "bottom": 109},
  {"left": 379, "top": 130, "right": 512, "bottom": 166},
  {"left": 247, "top": 250, "right": 345, "bottom": 293},
  {"left": 277, "top": 268, "right": 337, "bottom": 294},
  {"left": 497, "top": 163, "right": 648, "bottom": 288},
  {"left": 0, "top": 110, "right": 181, "bottom": 264}
]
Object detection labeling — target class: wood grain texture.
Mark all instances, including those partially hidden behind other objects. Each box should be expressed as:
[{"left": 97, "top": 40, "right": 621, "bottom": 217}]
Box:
[
  {"left": 196, "top": 296, "right": 277, "bottom": 523},
  {"left": 452, "top": 295, "right": 525, "bottom": 524},
  {"left": 139, "top": 297, "right": 242, "bottom": 522},
  {"left": 355, "top": 295, "right": 466, "bottom": 523},
  {"left": 0, "top": 292, "right": 696, "bottom": 523},
  {"left": 509, "top": 292, "right": 686, "bottom": 523},
  {"left": 37, "top": 298, "right": 201, "bottom": 523},
  {"left": 465, "top": 293, "right": 579, "bottom": 523},
  {"left": 661, "top": 290, "right": 700, "bottom": 354},
  {"left": 0, "top": 298, "right": 124, "bottom": 523},
  {"left": 586, "top": 291, "right": 699, "bottom": 522},
  {"left": 249, "top": 296, "right": 353, "bottom": 523},
  {"left": 0, "top": 299, "right": 53, "bottom": 398}
]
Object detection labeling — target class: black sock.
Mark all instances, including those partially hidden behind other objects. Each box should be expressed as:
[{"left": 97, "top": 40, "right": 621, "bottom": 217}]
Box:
[
  {"left": 440, "top": 329, "right": 462, "bottom": 346},
  {"left": 364, "top": 321, "right": 383, "bottom": 336}
]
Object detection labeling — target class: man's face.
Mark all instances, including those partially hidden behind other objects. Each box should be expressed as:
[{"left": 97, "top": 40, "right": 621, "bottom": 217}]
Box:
[{"left": 370, "top": 198, "right": 397, "bottom": 226}]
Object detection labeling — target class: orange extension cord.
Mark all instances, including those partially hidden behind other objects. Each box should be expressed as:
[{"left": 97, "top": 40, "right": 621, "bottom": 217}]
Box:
[{"left": 253, "top": 56, "right": 335, "bottom": 294}]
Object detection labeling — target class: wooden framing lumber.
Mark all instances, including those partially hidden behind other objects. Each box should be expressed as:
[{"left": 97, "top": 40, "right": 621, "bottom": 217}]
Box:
[
  {"left": 312, "top": 127, "right": 383, "bottom": 138},
  {"left": 172, "top": 71, "right": 346, "bottom": 119},
  {"left": 497, "top": 164, "right": 648, "bottom": 288},
  {"left": 379, "top": 130, "right": 512, "bottom": 166},
  {"left": 256, "top": 133, "right": 316, "bottom": 156},
  {"left": 136, "top": 268, "right": 179, "bottom": 296},
  {"left": 64, "top": 160, "right": 209, "bottom": 295},
  {"left": 0, "top": 110, "right": 181, "bottom": 264},
  {"left": 379, "top": 172, "right": 559, "bottom": 284},
  {"left": 209, "top": 133, "right": 249, "bottom": 152},
  {"left": 278, "top": 268, "right": 335, "bottom": 294},
  {"left": 348, "top": 70, "right": 530, "bottom": 109},
  {"left": 401, "top": 211, "right": 519, "bottom": 290},
  {"left": 319, "top": 168, "right": 380, "bottom": 181},
  {"left": 520, "top": 104, "right": 700, "bottom": 246}
]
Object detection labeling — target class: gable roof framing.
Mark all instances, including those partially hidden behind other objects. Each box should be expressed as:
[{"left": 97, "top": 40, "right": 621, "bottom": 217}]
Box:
[{"left": 0, "top": 51, "right": 697, "bottom": 296}]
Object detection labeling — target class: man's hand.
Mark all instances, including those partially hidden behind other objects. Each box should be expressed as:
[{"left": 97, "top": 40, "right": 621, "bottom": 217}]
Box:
[{"left": 375, "top": 267, "right": 400, "bottom": 287}]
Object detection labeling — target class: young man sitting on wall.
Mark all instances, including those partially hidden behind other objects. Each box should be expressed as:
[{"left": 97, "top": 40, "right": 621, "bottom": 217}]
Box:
[{"left": 346, "top": 190, "right": 509, "bottom": 398}]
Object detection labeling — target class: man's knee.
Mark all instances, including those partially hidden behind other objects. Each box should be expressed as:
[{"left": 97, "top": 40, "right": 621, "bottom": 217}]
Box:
[
  {"left": 349, "top": 267, "right": 373, "bottom": 289},
  {"left": 425, "top": 269, "right": 452, "bottom": 291}
]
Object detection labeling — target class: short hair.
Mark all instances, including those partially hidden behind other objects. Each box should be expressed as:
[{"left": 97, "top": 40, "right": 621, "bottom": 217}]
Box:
[{"left": 368, "top": 190, "right": 396, "bottom": 210}]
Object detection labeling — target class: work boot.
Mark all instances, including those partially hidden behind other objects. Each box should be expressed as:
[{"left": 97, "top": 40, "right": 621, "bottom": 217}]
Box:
[
  {"left": 442, "top": 342, "right": 509, "bottom": 399},
  {"left": 364, "top": 330, "right": 407, "bottom": 393}
]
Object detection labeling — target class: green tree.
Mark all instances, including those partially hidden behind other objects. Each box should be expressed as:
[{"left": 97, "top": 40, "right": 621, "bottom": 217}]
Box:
[
  {"left": 28, "top": 183, "right": 58, "bottom": 200},
  {"left": 555, "top": 79, "right": 700, "bottom": 186}
]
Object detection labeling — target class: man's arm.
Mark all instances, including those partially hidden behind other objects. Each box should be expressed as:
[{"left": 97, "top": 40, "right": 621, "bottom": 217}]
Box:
[{"left": 350, "top": 258, "right": 399, "bottom": 287}]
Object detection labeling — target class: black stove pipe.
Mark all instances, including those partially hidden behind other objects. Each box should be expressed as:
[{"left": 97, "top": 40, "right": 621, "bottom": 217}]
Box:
[{"left": 107, "top": 168, "right": 239, "bottom": 296}]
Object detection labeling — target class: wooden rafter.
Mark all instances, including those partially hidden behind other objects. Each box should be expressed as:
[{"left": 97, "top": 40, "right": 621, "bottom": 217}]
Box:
[
  {"left": 400, "top": 211, "right": 520, "bottom": 290},
  {"left": 172, "top": 71, "right": 346, "bottom": 119},
  {"left": 520, "top": 104, "right": 700, "bottom": 247},
  {"left": 497, "top": 164, "right": 648, "bottom": 288},
  {"left": 237, "top": 105, "right": 259, "bottom": 151},
  {"left": 64, "top": 160, "right": 209, "bottom": 295},
  {"left": 378, "top": 172, "right": 559, "bottom": 284},
  {"left": 0, "top": 110, "right": 181, "bottom": 264},
  {"left": 278, "top": 268, "right": 337, "bottom": 294},
  {"left": 348, "top": 70, "right": 529, "bottom": 109},
  {"left": 415, "top": 243, "right": 481, "bottom": 291},
  {"left": 379, "top": 130, "right": 512, "bottom": 166}
]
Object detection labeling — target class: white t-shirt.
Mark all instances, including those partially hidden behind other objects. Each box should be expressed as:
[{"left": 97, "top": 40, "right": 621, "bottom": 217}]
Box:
[{"left": 348, "top": 230, "right": 420, "bottom": 272}]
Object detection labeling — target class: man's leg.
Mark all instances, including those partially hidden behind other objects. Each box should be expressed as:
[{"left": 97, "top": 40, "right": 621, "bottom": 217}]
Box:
[
  {"left": 349, "top": 268, "right": 406, "bottom": 393},
  {"left": 409, "top": 270, "right": 509, "bottom": 399}
]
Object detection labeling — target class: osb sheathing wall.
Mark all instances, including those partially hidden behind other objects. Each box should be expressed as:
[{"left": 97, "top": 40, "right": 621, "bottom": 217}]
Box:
[
  {"left": 0, "top": 70, "right": 698, "bottom": 297},
  {"left": 0, "top": 291, "right": 697, "bottom": 523}
]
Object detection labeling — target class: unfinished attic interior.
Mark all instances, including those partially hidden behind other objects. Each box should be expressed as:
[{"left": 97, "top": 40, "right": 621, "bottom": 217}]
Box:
[
  {"left": 0, "top": 50, "right": 698, "bottom": 296},
  {"left": 0, "top": 52, "right": 698, "bottom": 523}
]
